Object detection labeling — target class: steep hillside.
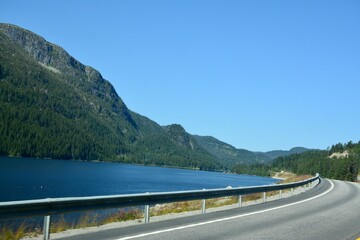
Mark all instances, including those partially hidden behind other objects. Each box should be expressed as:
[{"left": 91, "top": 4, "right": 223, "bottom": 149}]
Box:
[
  {"left": 0, "top": 25, "right": 132, "bottom": 160},
  {"left": 0, "top": 23, "right": 221, "bottom": 170}
]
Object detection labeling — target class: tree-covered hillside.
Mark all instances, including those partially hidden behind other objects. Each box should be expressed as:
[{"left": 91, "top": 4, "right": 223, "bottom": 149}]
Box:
[
  {"left": 0, "top": 29, "right": 131, "bottom": 160},
  {"left": 0, "top": 23, "right": 222, "bottom": 170},
  {"left": 233, "top": 141, "right": 360, "bottom": 182},
  {"left": 271, "top": 141, "right": 360, "bottom": 182}
]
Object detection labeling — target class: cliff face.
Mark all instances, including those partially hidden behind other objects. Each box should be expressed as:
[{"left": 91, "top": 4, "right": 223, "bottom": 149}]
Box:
[
  {"left": 0, "top": 24, "right": 91, "bottom": 76},
  {"left": 0, "top": 23, "right": 137, "bottom": 127},
  {"left": 0, "top": 24, "right": 83, "bottom": 73},
  {"left": 0, "top": 24, "right": 119, "bottom": 98}
]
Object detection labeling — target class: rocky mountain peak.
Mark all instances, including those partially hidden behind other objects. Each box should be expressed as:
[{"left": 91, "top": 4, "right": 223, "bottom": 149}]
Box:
[
  {"left": 0, "top": 23, "right": 104, "bottom": 84},
  {"left": 0, "top": 23, "right": 137, "bottom": 127}
]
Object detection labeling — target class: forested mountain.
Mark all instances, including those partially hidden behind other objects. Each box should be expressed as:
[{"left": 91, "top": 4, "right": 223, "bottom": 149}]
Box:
[
  {"left": 0, "top": 23, "right": 222, "bottom": 170},
  {"left": 1, "top": 23, "right": 345, "bottom": 175},
  {"left": 0, "top": 23, "right": 139, "bottom": 161}
]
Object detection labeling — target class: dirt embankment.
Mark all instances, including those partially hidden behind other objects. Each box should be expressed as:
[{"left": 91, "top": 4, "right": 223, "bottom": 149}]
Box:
[
  {"left": 272, "top": 171, "right": 296, "bottom": 180},
  {"left": 328, "top": 150, "right": 349, "bottom": 159}
]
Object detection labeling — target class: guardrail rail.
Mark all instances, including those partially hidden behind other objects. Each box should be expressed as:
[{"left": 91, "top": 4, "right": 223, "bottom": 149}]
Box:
[{"left": 0, "top": 173, "right": 320, "bottom": 239}]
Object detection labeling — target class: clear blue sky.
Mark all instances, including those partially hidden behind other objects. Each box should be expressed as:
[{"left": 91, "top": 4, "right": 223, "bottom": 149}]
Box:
[{"left": 1, "top": 0, "right": 359, "bottom": 151}]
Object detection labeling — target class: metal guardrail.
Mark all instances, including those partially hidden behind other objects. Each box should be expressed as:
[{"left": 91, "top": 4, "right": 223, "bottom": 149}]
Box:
[{"left": 0, "top": 173, "right": 320, "bottom": 239}]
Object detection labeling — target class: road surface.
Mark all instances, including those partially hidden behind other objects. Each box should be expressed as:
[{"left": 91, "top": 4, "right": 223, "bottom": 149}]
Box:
[{"left": 58, "top": 179, "right": 360, "bottom": 240}]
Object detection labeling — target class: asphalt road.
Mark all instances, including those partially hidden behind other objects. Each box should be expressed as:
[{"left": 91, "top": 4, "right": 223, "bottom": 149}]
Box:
[{"left": 58, "top": 179, "right": 360, "bottom": 240}]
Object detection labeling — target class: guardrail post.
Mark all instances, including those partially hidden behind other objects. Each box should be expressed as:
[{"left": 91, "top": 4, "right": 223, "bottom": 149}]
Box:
[
  {"left": 43, "top": 215, "right": 50, "bottom": 240},
  {"left": 144, "top": 205, "right": 150, "bottom": 223},
  {"left": 238, "top": 195, "right": 242, "bottom": 207},
  {"left": 291, "top": 187, "right": 294, "bottom": 196},
  {"left": 201, "top": 199, "right": 206, "bottom": 214},
  {"left": 263, "top": 192, "right": 266, "bottom": 203},
  {"left": 279, "top": 190, "right": 282, "bottom": 199}
]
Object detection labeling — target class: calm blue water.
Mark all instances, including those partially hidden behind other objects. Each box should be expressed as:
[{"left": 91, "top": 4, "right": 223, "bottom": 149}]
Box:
[{"left": 0, "top": 157, "right": 278, "bottom": 202}]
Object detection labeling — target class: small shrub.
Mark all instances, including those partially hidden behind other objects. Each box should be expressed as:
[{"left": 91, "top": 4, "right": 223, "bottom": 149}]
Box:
[{"left": 51, "top": 215, "right": 71, "bottom": 233}]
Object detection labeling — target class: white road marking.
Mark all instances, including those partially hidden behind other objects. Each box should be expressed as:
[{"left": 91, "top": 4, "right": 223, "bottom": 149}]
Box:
[{"left": 116, "top": 180, "right": 335, "bottom": 240}]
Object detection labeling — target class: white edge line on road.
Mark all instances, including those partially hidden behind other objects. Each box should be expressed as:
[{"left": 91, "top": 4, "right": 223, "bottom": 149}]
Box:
[{"left": 117, "top": 180, "right": 335, "bottom": 240}]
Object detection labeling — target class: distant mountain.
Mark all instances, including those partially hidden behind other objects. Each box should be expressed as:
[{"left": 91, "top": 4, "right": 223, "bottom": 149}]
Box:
[
  {"left": 193, "top": 135, "right": 272, "bottom": 167},
  {"left": 0, "top": 23, "right": 221, "bottom": 170},
  {"left": 261, "top": 147, "right": 310, "bottom": 160},
  {"left": 193, "top": 135, "right": 311, "bottom": 167}
]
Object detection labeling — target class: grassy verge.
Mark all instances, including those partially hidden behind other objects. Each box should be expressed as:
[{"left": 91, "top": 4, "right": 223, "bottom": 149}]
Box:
[
  {"left": 150, "top": 196, "right": 239, "bottom": 217},
  {"left": 49, "top": 209, "right": 143, "bottom": 233},
  {"left": 0, "top": 210, "right": 143, "bottom": 240}
]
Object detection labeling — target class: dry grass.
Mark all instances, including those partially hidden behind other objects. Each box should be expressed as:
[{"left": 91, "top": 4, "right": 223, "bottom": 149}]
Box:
[
  {"left": 0, "top": 225, "right": 25, "bottom": 240},
  {"left": 150, "top": 196, "right": 240, "bottom": 217},
  {"left": 52, "top": 210, "right": 143, "bottom": 232},
  {"left": 243, "top": 193, "right": 262, "bottom": 202},
  {"left": 150, "top": 200, "right": 201, "bottom": 216},
  {"left": 275, "top": 174, "right": 314, "bottom": 195},
  {"left": 206, "top": 196, "right": 238, "bottom": 208},
  {"left": 0, "top": 222, "right": 41, "bottom": 240},
  {"left": 278, "top": 174, "right": 312, "bottom": 184},
  {"left": 0, "top": 210, "right": 144, "bottom": 239},
  {"left": 101, "top": 209, "right": 143, "bottom": 224},
  {"left": 50, "top": 215, "right": 72, "bottom": 233}
]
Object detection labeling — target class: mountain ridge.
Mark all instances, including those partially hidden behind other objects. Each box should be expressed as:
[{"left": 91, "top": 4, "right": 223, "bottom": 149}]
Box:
[
  {"left": 192, "top": 135, "right": 310, "bottom": 168},
  {"left": 0, "top": 23, "right": 310, "bottom": 170}
]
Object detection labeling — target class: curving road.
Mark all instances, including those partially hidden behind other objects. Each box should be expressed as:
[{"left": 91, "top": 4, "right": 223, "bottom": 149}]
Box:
[{"left": 58, "top": 179, "right": 360, "bottom": 240}]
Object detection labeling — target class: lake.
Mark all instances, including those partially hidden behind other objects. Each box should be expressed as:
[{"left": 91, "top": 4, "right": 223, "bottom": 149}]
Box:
[{"left": 0, "top": 157, "right": 278, "bottom": 202}]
